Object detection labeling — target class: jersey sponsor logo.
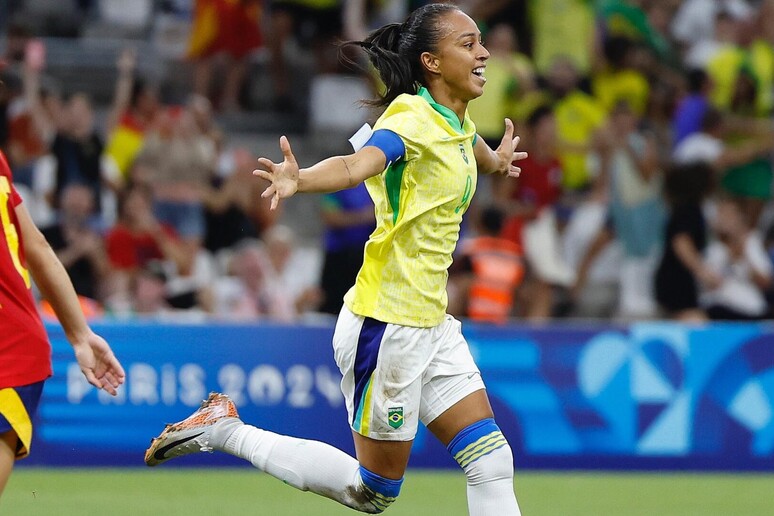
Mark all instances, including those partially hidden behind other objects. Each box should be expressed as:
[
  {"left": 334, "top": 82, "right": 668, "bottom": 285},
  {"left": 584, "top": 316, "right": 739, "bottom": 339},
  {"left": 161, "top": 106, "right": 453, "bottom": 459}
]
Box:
[{"left": 388, "top": 407, "right": 404, "bottom": 429}]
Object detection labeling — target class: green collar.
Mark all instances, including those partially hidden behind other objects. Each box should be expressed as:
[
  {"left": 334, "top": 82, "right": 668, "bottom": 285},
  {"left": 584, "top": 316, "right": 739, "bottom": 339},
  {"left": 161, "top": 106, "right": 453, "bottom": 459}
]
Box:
[{"left": 417, "top": 87, "right": 465, "bottom": 134}]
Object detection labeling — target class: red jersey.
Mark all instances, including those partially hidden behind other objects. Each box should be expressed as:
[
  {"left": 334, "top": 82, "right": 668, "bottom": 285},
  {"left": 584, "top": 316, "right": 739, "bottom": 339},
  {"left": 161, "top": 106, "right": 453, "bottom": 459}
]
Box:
[
  {"left": 510, "top": 155, "right": 563, "bottom": 209},
  {"left": 0, "top": 151, "right": 51, "bottom": 388},
  {"left": 105, "top": 224, "right": 176, "bottom": 270},
  {"left": 501, "top": 155, "right": 564, "bottom": 245}
]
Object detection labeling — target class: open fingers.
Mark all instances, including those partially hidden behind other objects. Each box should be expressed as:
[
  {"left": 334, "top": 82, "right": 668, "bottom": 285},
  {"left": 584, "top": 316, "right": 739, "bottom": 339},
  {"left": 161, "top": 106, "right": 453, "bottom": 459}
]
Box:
[
  {"left": 253, "top": 169, "right": 274, "bottom": 182},
  {"left": 279, "top": 135, "right": 296, "bottom": 162},
  {"left": 271, "top": 191, "right": 280, "bottom": 211},
  {"left": 104, "top": 370, "right": 122, "bottom": 390},
  {"left": 512, "top": 151, "right": 528, "bottom": 162},
  {"left": 501, "top": 119, "right": 514, "bottom": 147},
  {"left": 255, "top": 157, "right": 275, "bottom": 172},
  {"left": 81, "top": 367, "right": 101, "bottom": 390},
  {"left": 100, "top": 376, "right": 118, "bottom": 396},
  {"left": 261, "top": 183, "right": 277, "bottom": 199},
  {"left": 503, "top": 118, "right": 514, "bottom": 137}
]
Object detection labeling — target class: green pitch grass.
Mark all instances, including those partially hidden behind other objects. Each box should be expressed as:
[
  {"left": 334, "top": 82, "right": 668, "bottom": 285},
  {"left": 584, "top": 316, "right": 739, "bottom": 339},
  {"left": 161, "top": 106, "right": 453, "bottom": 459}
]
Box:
[{"left": 3, "top": 469, "right": 772, "bottom": 515}]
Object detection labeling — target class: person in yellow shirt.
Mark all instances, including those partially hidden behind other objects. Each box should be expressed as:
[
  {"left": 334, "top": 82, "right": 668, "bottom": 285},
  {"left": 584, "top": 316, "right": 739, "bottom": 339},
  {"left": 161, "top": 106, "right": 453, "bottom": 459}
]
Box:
[
  {"left": 145, "top": 4, "right": 527, "bottom": 515},
  {"left": 546, "top": 57, "right": 608, "bottom": 191},
  {"left": 592, "top": 36, "right": 650, "bottom": 116},
  {"left": 530, "top": 0, "right": 596, "bottom": 75}
]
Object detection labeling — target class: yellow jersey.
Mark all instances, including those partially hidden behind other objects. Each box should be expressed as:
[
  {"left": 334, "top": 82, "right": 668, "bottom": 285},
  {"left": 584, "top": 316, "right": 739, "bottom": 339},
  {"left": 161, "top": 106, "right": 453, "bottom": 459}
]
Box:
[
  {"left": 344, "top": 88, "right": 478, "bottom": 327},
  {"left": 554, "top": 90, "right": 607, "bottom": 189}
]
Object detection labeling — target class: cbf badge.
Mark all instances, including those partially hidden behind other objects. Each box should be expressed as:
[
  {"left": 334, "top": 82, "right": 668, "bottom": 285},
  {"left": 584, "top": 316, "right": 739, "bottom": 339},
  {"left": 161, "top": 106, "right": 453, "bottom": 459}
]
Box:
[
  {"left": 388, "top": 407, "right": 404, "bottom": 429},
  {"left": 459, "top": 143, "right": 469, "bottom": 164}
]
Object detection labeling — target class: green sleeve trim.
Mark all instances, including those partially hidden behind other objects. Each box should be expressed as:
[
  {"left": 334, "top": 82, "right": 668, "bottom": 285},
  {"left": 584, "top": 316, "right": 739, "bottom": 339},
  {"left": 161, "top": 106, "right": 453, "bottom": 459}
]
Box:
[{"left": 385, "top": 160, "right": 407, "bottom": 224}]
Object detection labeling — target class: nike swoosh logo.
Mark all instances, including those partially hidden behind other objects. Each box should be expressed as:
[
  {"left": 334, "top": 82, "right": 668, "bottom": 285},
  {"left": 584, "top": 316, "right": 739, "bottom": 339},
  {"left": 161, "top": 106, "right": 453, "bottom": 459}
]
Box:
[{"left": 153, "top": 432, "right": 204, "bottom": 460}]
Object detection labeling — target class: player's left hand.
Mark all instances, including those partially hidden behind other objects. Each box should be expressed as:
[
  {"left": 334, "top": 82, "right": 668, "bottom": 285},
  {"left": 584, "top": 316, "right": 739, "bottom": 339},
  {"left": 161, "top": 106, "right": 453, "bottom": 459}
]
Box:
[
  {"left": 72, "top": 331, "right": 126, "bottom": 396},
  {"left": 253, "top": 135, "right": 300, "bottom": 210},
  {"left": 495, "top": 118, "right": 528, "bottom": 177}
]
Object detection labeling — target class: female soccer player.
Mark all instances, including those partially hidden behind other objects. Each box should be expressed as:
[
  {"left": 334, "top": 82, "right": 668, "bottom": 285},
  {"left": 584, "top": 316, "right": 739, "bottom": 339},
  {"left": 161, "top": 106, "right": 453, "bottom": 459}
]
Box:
[
  {"left": 0, "top": 147, "right": 125, "bottom": 497},
  {"left": 145, "top": 4, "right": 525, "bottom": 515}
]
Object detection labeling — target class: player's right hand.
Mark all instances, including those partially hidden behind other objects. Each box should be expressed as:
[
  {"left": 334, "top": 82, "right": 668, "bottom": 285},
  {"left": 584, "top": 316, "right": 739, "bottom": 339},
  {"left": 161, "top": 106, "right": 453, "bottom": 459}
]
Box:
[
  {"left": 254, "top": 135, "right": 300, "bottom": 210},
  {"left": 73, "top": 331, "right": 126, "bottom": 396}
]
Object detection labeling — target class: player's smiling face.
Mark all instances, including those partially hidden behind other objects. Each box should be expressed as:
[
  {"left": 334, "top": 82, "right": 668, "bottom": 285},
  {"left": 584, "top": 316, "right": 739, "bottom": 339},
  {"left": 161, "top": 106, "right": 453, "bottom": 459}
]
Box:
[{"left": 430, "top": 10, "right": 489, "bottom": 102}]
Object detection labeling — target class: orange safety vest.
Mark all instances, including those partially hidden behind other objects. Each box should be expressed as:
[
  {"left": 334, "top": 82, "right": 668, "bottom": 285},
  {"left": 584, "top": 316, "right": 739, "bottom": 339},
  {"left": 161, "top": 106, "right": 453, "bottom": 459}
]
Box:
[{"left": 463, "top": 236, "right": 524, "bottom": 324}]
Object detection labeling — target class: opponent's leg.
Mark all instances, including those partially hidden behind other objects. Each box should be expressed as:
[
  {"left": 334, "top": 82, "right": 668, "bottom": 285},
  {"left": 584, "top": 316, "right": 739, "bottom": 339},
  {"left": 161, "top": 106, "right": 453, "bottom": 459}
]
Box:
[
  {"left": 0, "top": 431, "right": 16, "bottom": 497},
  {"left": 427, "top": 390, "right": 522, "bottom": 516}
]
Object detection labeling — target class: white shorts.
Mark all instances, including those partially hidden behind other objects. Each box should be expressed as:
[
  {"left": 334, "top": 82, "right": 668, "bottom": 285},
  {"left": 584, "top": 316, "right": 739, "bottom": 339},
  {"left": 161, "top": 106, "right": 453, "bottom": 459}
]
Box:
[{"left": 333, "top": 306, "right": 485, "bottom": 441}]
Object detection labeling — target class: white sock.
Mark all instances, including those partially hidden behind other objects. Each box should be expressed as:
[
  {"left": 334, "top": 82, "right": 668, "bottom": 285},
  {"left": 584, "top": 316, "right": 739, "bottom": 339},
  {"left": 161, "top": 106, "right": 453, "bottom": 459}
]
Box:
[
  {"left": 221, "top": 425, "right": 380, "bottom": 513},
  {"left": 464, "top": 444, "right": 521, "bottom": 516}
]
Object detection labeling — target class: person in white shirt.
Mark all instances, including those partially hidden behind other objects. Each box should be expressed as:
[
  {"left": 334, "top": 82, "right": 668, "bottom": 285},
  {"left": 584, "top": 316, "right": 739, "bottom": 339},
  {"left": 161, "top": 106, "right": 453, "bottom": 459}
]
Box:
[{"left": 702, "top": 197, "right": 773, "bottom": 319}]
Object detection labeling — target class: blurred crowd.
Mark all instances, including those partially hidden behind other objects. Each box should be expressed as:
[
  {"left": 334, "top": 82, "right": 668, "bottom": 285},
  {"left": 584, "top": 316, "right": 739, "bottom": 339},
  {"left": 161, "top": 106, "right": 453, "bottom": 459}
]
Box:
[{"left": 3, "top": 0, "right": 774, "bottom": 324}]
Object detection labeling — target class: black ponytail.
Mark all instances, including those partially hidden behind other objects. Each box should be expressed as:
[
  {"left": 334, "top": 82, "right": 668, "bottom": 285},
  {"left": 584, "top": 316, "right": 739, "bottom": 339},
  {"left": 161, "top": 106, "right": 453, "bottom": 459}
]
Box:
[{"left": 342, "top": 3, "right": 460, "bottom": 107}]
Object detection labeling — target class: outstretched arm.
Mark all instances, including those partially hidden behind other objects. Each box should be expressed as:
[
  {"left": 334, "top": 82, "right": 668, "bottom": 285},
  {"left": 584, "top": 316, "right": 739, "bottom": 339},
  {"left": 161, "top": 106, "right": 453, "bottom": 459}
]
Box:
[
  {"left": 474, "top": 118, "right": 528, "bottom": 176},
  {"left": 254, "top": 135, "right": 387, "bottom": 210},
  {"left": 15, "top": 202, "right": 125, "bottom": 395}
]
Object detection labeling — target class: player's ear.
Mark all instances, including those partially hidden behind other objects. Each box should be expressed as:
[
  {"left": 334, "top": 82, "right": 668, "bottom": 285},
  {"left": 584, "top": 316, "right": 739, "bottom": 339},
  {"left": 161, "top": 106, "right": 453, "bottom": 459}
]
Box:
[{"left": 420, "top": 52, "right": 441, "bottom": 75}]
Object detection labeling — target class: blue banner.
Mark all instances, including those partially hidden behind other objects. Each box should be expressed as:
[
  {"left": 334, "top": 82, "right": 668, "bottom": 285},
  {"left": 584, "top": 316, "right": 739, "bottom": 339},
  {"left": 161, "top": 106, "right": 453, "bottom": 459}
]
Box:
[{"left": 21, "top": 321, "right": 774, "bottom": 470}]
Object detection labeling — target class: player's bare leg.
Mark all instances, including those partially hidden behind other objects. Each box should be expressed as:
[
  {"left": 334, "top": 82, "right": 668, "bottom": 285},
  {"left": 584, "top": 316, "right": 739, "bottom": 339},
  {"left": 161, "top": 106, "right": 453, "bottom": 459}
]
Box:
[
  {"left": 352, "top": 433, "right": 413, "bottom": 481},
  {"left": 427, "top": 390, "right": 522, "bottom": 516},
  {"left": 0, "top": 431, "right": 17, "bottom": 497}
]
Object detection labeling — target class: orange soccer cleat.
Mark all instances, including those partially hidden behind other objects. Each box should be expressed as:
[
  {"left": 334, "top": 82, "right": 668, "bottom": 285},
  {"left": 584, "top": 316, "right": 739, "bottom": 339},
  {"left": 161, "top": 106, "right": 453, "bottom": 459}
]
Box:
[{"left": 145, "top": 392, "right": 243, "bottom": 466}]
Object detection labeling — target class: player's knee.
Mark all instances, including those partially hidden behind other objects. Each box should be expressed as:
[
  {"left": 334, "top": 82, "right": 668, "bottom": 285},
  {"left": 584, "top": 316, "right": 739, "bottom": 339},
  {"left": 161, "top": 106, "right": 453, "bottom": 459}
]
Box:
[
  {"left": 447, "top": 418, "right": 514, "bottom": 486},
  {"left": 356, "top": 465, "right": 403, "bottom": 513}
]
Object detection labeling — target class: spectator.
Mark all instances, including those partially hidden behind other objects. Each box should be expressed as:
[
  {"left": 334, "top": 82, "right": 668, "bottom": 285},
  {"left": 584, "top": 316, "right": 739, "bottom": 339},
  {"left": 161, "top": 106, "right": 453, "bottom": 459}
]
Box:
[
  {"left": 49, "top": 93, "right": 112, "bottom": 216},
  {"left": 103, "top": 49, "right": 163, "bottom": 180},
  {"left": 529, "top": 0, "right": 597, "bottom": 75},
  {"left": 683, "top": 8, "right": 741, "bottom": 71},
  {"left": 702, "top": 197, "right": 773, "bottom": 320},
  {"left": 673, "top": 107, "right": 774, "bottom": 226},
  {"left": 545, "top": 56, "right": 608, "bottom": 192},
  {"left": 137, "top": 105, "right": 216, "bottom": 254},
  {"left": 671, "top": 0, "right": 753, "bottom": 49},
  {"left": 5, "top": 39, "right": 61, "bottom": 188},
  {"left": 267, "top": 0, "right": 344, "bottom": 112},
  {"left": 598, "top": 0, "right": 674, "bottom": 61},
  {"left": 318, "top": 182, "right": 374, "bottom": 315},
  {"left": 40, "top": 183, "right": 108, "bottom": 302},
  {"left": 672, "top": 69, "right": 711, "bottom": 148},
  {"left": 654, "top": 162, "right": 717, "bottom": 321},
  {"left": 104, "top": 182, "right": 192, "bottom": 310},
  {"left": 263, "top": 224, "right": 323, "bottom": 321},
  {"left": 203, "top": 146, "right": 267, "bottom": 254},
  {"left": 592, "top": 36, "right": 650, "bottom": 117},
  {"left": 187, "top": 0, "right": 263, "bottom": 112},
  {"left": 129, "top": 261, "right": 175, "bottom": 318},
  {"left": 596, "top": 101, "right": 665, "bottom": 319},
  {"left": 201, "top": 239, "right": 275, "bottom": 320},
  {"left": 451, "top": 206, "right": 524, "bottom": 324},
  {"left": 496, "top": 106, "right": 574, "bottom": 320},
  {"left": 2, "top": 23, "right": 32, "bottom": 66}
]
